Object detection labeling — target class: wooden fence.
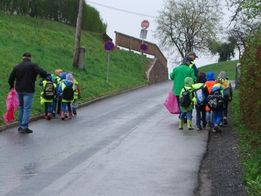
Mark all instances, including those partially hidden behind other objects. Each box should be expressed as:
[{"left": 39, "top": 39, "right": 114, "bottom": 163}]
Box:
[{"left": 115, "top": 32, "right": 168, "bottom": 83}]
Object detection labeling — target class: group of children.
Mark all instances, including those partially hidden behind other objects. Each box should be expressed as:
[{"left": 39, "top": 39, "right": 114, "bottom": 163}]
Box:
[
  {"left": 178, "top": 71, "right": 233, "bottom": 132},
  {"left": 40, "top": 69, "right": 80, "bottom": 120}
]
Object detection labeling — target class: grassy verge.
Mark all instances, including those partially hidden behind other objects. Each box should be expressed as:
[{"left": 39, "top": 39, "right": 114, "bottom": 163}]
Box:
[
  {"left": 230, "top": 90, "right": 261, "bottom": 195},
  {"left": 199, "top": 60, "right": 239, "bottom": 80},
  {"left": 0, "top": 12, "right": 149, "bottom": 124}
]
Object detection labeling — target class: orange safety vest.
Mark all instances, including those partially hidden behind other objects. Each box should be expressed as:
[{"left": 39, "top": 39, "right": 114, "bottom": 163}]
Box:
[{"left": 205, "top": 81, "right": 216, "bottom": 112}]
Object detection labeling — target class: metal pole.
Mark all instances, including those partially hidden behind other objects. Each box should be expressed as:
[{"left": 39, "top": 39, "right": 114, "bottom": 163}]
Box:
[{"left": 106, "top": 52, "right": 110, "bottom": 83}]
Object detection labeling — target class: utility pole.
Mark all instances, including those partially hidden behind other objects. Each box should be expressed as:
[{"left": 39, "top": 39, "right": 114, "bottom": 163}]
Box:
[{"left": 73, "top": 0, "right": 84, "bottom": 68}]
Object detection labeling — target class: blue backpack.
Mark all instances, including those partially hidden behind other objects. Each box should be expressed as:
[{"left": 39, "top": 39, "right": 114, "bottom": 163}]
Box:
[{"left": 195, "top": 85, "right": 207, "bottom": 106}]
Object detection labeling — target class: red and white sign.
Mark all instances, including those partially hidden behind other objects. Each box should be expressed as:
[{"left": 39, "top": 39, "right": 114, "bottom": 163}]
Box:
[{"left": 141, "top": 20, "right": 150, "bottom": 29}]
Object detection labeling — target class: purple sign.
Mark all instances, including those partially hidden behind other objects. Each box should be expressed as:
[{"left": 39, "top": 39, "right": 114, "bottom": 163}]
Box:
[
  {"left": 140, "top": 43, "right": 148, "bottom": 51},
  {"left": 104, "top": 41, "right": 114, "bottom": 51}
]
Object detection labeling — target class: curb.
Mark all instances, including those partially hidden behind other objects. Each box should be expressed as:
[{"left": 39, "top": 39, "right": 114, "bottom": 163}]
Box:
[{"left": 0, "top": 84, "right": 148, "bottom": 132}]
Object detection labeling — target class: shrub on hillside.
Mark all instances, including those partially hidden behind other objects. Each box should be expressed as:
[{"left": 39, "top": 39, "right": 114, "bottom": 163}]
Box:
[
  {"left": 240, "top": 27, "right": 261, "bottom": 131},
  {"left": 0, "top": 0, "right": 106, "bottom": 33}
]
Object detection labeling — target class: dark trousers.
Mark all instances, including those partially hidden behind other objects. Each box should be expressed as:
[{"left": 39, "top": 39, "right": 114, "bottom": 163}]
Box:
[{"left": 195, "top": 104, "right": 207, "bottom": 128}]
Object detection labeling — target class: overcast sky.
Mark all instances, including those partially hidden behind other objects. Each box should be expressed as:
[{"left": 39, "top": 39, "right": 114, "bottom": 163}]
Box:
[{"left": 87, "top": 0, "right": 235, "bottom": 70}]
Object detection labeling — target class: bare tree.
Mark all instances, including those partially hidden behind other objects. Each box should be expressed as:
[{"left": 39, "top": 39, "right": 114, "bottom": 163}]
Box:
[
  {"left": 156, "top": 0, "right": 221, "bottom": 59},
  {"left": 73, "top": 0, "right": 84, "bottom": 68}
]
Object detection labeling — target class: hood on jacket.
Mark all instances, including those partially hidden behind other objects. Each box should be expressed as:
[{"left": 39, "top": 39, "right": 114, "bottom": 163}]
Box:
[
  {"left": 66, "top": 73, "right": 74, "bottom": 82},
  {"left": 218, "top": 71, "right": 227, "bottom": 79},
  {"left": 184, "top": 77, "right": 194, "bottom": 87},
  {"left": 60, "top": 72, "right": 67, "bottom": 80},
  {"left": 206, "top": 71, "right": 215, "bottom": 81}
]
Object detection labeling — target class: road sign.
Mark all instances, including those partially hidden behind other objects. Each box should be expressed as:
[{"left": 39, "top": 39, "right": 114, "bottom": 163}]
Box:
[
  {"left": 140, "top": 43, "right": 148, "bottom": 51},
  {"left": 140, "top": 29, "right": 148, "bottom": 40},
  {"left": 104, "top": 41, "right": 114, "bottom": 51},
  {"left": 141, "top": 20, "right": 150, "bottom": 29}
]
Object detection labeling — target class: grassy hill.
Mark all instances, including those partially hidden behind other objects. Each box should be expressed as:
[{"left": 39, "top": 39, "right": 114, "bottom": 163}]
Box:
[
  {"left": 0, "top": 12, "right": 149, "bottom": 121},
  {"left": 199, "top": 60, "right": 239, "bottom": 80}
]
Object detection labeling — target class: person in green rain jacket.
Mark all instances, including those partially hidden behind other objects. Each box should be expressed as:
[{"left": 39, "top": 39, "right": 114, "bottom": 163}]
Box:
[{"left": 170, "top": 57, "right": 195, "bottom": 104}]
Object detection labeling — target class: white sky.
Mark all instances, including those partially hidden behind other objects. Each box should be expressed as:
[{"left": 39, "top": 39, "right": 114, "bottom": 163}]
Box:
[{"left": 87, "top": 0, "right": 235, "bottom": 70}]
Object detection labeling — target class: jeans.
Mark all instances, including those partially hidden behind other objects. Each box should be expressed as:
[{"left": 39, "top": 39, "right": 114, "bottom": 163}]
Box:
[
  {"left": 17, "top": 92, "right": 34, "bottom": 129},
  {"left": 180, "top": 110, "right": 192, "bottom": 120},
  {"left": 206, "top": 111, "right": 213, "bottom": 127},
  {"left": 213, "top": 109, "right": 223, "bottom": 127},
  {"left": 195, "top": 105, "right": 207, "bottom": 128},
  {"left": 61, "top": 102, "right": 72, "bottom": 113},
  {"left": 44, "top": 102, "right": 53, "bottom": 115}
]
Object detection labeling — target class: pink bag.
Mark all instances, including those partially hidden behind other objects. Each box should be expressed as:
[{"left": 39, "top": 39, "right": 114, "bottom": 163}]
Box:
[
  {"left": 164, "top": 91, "right": 180, "bottom": 114},
  {"left": 3, "top": 89, "right": 19, "bottom": 124}
]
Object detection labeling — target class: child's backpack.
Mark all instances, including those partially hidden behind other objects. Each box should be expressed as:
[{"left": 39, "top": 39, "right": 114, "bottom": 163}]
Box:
[
  {"left": 62, "top": 82, "right": 74, "bottom": 101},
  {"left": 222, "top": 79, "right": 231, "bottom": 98},
  {"left": 43, "top": 81, "right": 55, "bottom": 100},
  {"left": 195, "top": 85, "right": 207, "bottom": 106},
  {"left": 207, "top": 91, "right": 224, "bottom": 110},
  {"left": 180, "top": 88, "right": 191, "bottom": 107}
]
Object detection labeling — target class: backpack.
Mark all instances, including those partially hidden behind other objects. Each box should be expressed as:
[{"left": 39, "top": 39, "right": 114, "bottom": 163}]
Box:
[
  {"left": 43, "top": 81, "right": 55, "bottom": 100},
  {"left": 180, "top": 88, "right": 191, "bottom": 107},
  {"left": 222, "top": 80, "right": 231, "bottom": 98},
  {"left": 62, "top": 84, "right": 74, "bottom": 101},
  {"left": 195, "top": 85, "right": 207, "bottom": 106},
  {"left": 207, "top": 91, "right": 224, "bottom": 110}
]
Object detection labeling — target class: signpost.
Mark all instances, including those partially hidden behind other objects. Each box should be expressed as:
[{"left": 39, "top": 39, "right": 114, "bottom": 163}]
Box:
[
  {"left": 140, "top": 20, "right": 150, "bottom": 53},
  {"left": 104, "top": 41, "right": 114, "bottom": 82},
  {"left": 141, "top": 20, "right": 150, "bottom": 29}
]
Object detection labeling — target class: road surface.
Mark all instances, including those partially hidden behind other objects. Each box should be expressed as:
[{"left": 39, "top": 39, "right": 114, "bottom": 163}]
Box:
[{"left": 0, "top": 81, "right": 208, "bottom": 196}]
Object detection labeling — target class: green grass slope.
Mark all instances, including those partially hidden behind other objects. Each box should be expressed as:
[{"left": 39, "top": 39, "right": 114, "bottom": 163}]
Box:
[
  {"left": 199, "top": 60, "right": 239, "bottom": 80},
  {"left": 0, "top": 12, "right": 149, "bottom": 121}
]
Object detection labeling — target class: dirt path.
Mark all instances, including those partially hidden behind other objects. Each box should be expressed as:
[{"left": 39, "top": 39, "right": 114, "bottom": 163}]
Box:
[{"left": 195, "top": 114, "right": 247, "bottom": 196}]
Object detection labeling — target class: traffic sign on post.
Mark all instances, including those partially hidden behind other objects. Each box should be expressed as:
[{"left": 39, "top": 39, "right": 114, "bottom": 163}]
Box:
[
  {"left": 140, "top": 29, "right": 148, "bottom": 40},
  {"left": 140, "top": 43, "right": 148, "bottom": 51},
  {"left": 104, "top": 41, "right": 114, "bottom": 51},
  {"left": 141, "top": 20, "right": 150, "bottom": 29},
  {"left": 103, "top": 41, "right": 114, "bottom": 83}
]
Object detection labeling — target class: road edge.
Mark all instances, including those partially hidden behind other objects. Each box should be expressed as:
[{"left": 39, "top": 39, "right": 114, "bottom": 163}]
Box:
[{"left": 0, "top": 83, "right": 151, "bottom": 132}]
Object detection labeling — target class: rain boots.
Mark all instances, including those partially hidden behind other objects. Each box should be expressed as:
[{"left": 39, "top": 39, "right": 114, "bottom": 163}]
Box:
[
  {"left": 179, "top": 119, "right": 183, "bottom": 130},
  {"left": 187, "top": 120, "right": 194, "bottom": 130}
]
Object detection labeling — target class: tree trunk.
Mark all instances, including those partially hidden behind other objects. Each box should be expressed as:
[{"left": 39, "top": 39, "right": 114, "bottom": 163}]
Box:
[{"left": 73, "top": 0, "right": 84, "bottom": 68}]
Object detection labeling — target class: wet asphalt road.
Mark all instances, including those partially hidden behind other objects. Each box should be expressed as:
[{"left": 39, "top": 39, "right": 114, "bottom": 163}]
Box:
[{"left": 0, "top": 81, "right": 208, "bottom": 196}]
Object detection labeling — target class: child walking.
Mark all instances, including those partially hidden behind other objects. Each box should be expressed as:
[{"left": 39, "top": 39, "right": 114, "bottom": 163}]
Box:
[
  {"left": 205, "top": 71, "right": 216, "bottom": 130},
  {"left": 218, "top": 71, "right": 233, "bottom": 125},
  {"left": 57, "top": 73, "right": 74, "bottom": 120},
  {"left": 207, "top": 81, "right": 224, "bottom": 132},
  {"left": 40, "top": 76, "right": 56, "bottom": 120},
  {"left": 179, "top": 77, "right": 194, "bottom": 130},
  {"left": 192, "top": 72, "right": 209, "bottom": 131}
]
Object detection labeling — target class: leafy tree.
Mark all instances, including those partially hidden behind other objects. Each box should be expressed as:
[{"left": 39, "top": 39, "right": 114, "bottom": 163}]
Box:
[
  {"left": 208, "top": 37, "right": 236, "bottom": 62},
  {"left": 156, "top": 0, "right": 221, "bottom": 59},
  {"left": 225, "top": 0, "right": 260, "bottom": 58},
  {"left": 226, "top": 0, "right": 261, "bottom": 20}
]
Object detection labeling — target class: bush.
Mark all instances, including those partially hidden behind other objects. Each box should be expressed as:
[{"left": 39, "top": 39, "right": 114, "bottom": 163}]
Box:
[
  {"left": 240, "top": 27, "right": 261, "bottom": 131},
  {"left": 0, "top": 0, "right": 106, "bottom": 33}
]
